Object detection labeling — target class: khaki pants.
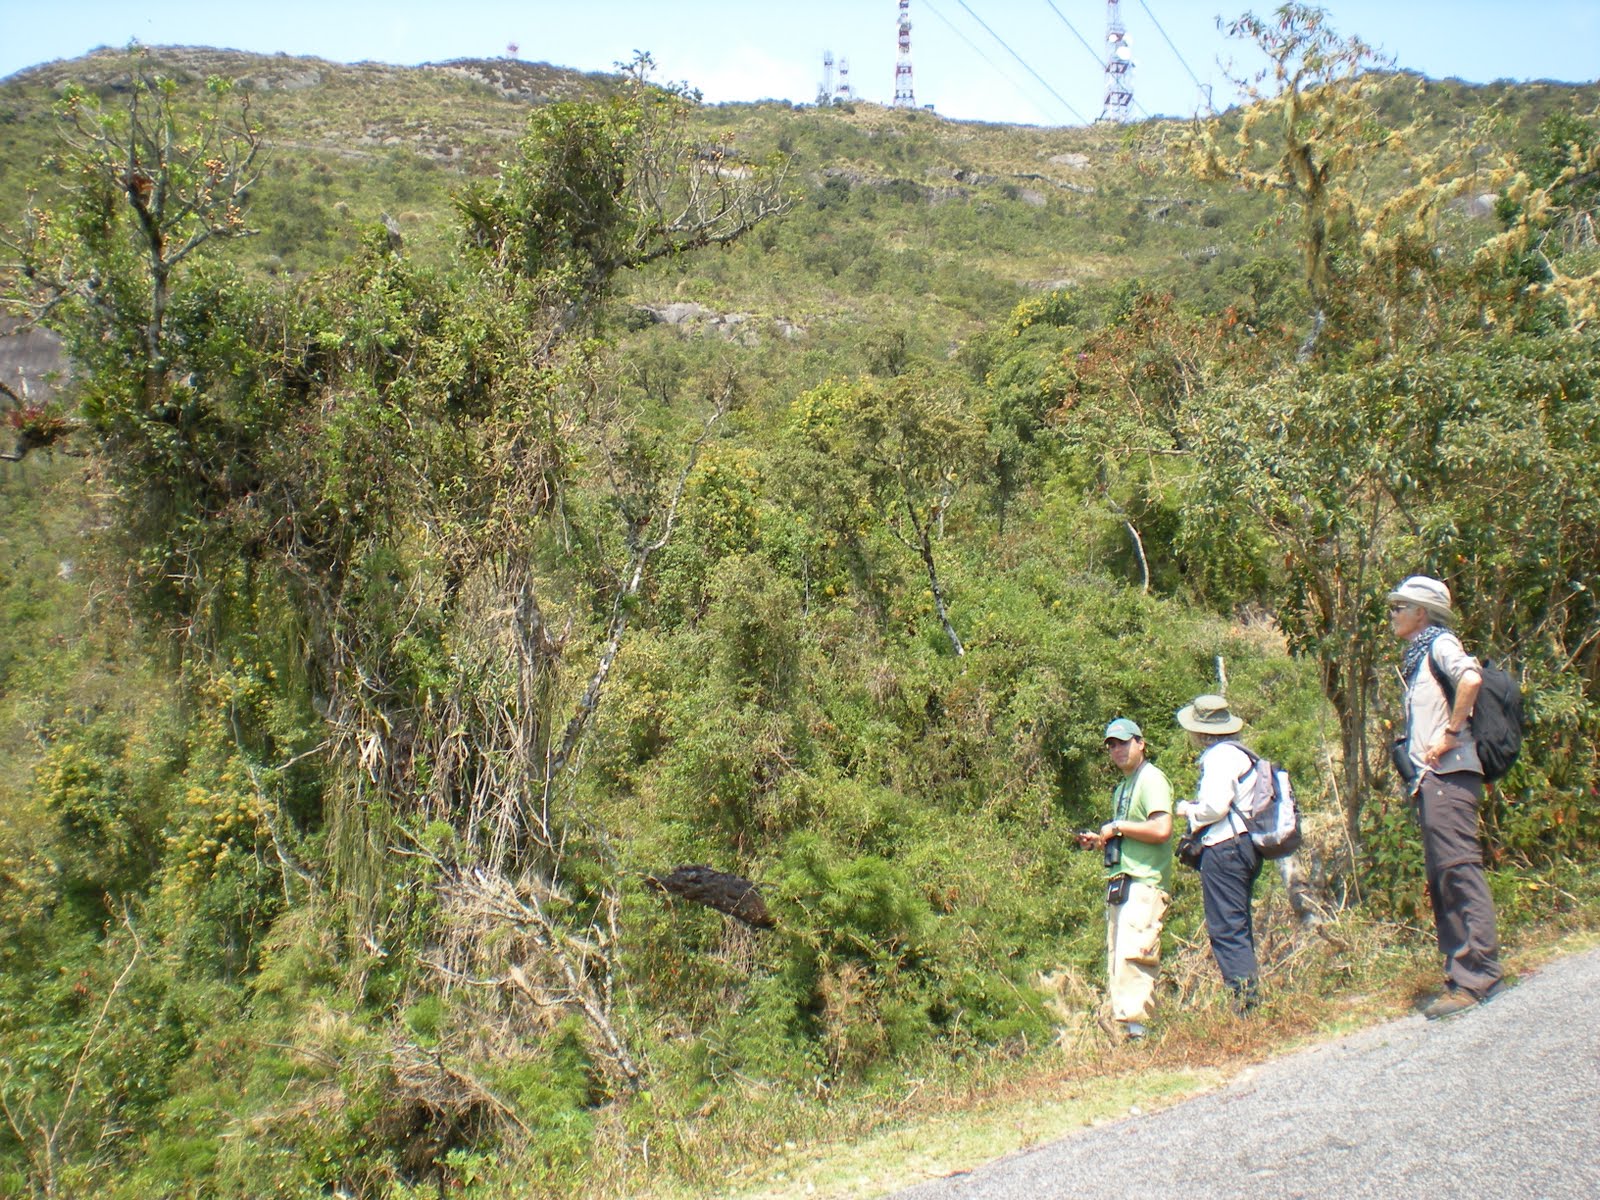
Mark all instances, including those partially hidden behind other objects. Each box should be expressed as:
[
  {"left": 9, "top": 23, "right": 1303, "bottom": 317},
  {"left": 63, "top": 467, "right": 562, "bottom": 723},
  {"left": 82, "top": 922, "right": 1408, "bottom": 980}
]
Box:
[{"left": 1107, "top": 880, "right": 1169, "bottom": 1025}]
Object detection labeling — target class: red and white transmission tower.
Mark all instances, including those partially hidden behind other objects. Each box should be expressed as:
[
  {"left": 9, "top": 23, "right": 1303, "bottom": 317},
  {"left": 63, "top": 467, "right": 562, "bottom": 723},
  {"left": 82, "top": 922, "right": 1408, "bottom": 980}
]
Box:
[
  {"left": 1098, "top": 0, "right": 1134, "bottom": 122},
  {"left": 893, "top": 0, "right": 915, "bottom": 107},
  {"left": 836, "top": 57, "right": 855, "bottom": 102}
]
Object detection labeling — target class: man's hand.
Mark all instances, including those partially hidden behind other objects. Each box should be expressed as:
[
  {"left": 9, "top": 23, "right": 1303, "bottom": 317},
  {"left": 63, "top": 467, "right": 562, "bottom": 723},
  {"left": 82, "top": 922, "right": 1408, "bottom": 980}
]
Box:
[
  {"left": 1424, "top": 667, "right": 1482, "bottom": 766},
  {"left": 1422, "top": 730, "right": 1460, "bottom": 767}
]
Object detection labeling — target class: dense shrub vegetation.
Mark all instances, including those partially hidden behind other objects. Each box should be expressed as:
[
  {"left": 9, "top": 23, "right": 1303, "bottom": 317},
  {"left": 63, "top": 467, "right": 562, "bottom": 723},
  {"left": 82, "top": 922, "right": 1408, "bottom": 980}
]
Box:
[{"left": 2, "top": 12, "right": 1598, "bottom": 1198}]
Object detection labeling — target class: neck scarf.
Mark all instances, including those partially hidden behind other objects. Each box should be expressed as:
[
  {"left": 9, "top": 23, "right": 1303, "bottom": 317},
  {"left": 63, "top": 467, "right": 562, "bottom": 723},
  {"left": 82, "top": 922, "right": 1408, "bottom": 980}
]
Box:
[{"left": 1402, "top": 623, "right": 1448, "bottom": 684}]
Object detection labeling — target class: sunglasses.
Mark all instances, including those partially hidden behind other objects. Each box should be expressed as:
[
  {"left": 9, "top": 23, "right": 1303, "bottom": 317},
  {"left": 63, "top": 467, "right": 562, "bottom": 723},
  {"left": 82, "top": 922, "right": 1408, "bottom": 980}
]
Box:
[{"left": 1388, "top": 603, "right": 1414, "bottom": 614}]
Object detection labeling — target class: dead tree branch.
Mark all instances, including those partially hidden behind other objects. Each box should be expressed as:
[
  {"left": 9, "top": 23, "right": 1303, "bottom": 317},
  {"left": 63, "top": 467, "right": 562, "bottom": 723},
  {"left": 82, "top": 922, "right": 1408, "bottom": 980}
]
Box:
[
  {"left": 426, "top": 861, "right": 641, "bottom": 1090},
  {"left": 537, "top": 382, "right": 733, "bottom": 832}
]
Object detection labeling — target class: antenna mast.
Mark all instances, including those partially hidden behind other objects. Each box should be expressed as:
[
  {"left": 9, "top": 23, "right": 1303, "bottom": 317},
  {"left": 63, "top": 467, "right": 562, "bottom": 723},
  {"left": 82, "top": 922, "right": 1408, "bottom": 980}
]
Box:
[
  {"left": 1099, "top": 0, "right": 1134, "bottom": 122},
  {"left": 836, "top": 56, "right": 855, "bottom": 102},
  {"left": 819, "top": 50, "right": 836, "bottom": 106},
  {"left": 894, "top": 0, "right": 915, "bottom": 107}
]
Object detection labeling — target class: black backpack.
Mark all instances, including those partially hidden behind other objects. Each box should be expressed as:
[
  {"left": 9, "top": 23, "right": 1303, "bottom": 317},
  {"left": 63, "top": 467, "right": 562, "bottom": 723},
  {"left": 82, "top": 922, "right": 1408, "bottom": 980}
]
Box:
[{"left": 1428, "top": 652, "right": 1524, "bottom": 783}]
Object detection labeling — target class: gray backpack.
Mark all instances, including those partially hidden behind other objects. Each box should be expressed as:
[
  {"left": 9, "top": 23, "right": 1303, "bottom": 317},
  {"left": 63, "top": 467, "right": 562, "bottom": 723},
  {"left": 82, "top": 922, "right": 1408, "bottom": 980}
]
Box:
[{"left": 1234, "top": 749, "right": 1303, "bottom": 859}]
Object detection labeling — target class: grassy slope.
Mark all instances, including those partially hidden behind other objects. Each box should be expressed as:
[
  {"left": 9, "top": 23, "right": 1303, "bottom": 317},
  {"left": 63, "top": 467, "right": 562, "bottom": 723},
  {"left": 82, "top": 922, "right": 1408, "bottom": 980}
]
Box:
[{"left": 6, "top": 52, "right": 1589, "bottom": 353}]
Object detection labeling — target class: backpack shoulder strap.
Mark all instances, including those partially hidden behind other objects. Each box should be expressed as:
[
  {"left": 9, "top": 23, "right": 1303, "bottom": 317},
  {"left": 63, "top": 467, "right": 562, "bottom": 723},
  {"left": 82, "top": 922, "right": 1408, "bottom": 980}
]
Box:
[
  {"left": 1232, "top": 744, "right": 1260, "bottom": 785},
  {"left": 1201, "top": 741, "right": 1254, "bottom": 834},
  {"left": 1427, "top": 643, "right": 1457, "bottom": 708}
]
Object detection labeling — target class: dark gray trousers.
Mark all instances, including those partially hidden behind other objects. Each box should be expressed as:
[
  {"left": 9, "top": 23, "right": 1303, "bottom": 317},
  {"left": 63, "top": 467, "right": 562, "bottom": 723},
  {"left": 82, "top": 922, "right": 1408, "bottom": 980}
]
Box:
[
  {"left": 1199, "top": 834, "right": 1263, "bottom": 990},
  {"left": 1417, "top": 770, "right": 1503, "bottom": 997}
]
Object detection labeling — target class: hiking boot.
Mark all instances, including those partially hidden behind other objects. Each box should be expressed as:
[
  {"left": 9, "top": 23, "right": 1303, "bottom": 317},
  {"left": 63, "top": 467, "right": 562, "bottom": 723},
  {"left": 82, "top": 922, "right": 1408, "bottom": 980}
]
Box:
[
  {"left": 1422, "top": 988, "right": 1480, "bottom": 1020},
  {"left": 1414, "top": 986, "right": 1448, "bottom": 1012},
  {"left": 1229, "top": 980, "right": 1260, "bottom": 1017},
  {"left": 1123, "top": 1022, "right": 1147, "bottom": 1042},
  {"left": 1480, "top": 976, "right": 1513, "bottom": 1003}
]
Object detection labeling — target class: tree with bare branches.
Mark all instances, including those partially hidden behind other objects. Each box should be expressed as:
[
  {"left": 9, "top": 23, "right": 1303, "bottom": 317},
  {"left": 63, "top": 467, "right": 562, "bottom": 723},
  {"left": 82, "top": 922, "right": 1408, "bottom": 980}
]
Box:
[{"left": 7, "top": 50, "right": 261, "bottom": 409}]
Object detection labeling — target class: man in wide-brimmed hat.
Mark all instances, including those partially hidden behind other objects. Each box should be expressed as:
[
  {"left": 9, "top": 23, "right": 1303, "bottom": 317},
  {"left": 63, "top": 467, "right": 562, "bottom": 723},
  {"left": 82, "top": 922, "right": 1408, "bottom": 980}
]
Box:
[
  {"left": 1175, "top": 694, "right": 1263, "bottom": 1011},
  {"left": 1388, "top": 574, "right": 1505, "bottom": 1019}
]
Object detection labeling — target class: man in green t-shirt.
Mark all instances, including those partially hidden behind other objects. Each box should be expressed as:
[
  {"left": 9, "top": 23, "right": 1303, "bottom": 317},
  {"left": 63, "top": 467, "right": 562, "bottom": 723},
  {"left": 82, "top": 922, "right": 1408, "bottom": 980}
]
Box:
[{"left": 1078, "top": 717, "right": 1174, "bottom": 1041}]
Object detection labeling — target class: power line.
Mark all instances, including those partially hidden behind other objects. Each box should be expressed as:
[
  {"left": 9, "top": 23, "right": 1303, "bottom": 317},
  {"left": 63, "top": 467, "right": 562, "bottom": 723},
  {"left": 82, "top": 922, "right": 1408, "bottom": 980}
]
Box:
[
  {"left": 922, "top": 0, "right": 1057, "bottom": 124},
  {"left": 1042, "top": 0, "right": 1105, "bottom": 72},
  {"left": 951, "top": 0, "right": 1090, "bottom": 124},
  {"left": 1137, "top": 0, "right": 1208, "bottom": 100}
]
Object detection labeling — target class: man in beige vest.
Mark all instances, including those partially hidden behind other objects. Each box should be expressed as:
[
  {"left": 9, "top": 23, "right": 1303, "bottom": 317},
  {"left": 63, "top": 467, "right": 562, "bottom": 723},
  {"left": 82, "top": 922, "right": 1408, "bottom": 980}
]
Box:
[{"left": 1389, "top": 575, "right": 1506, "bottom": 1019}]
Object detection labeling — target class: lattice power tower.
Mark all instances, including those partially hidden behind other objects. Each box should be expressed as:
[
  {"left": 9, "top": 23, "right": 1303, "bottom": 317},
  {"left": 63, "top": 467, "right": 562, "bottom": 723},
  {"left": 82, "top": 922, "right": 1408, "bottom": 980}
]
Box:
[
  {"left": 893, "top": 0, "right": 915, "bottom": 107},
  {"left": 836, "top": 57, "right": 855, "bottom": 102},
  {"left": 819, "top": 51, "right": 835, "bottom": 106},
  {"left": 1099, "top": 0, "right": 1134, "bottom": 122}
]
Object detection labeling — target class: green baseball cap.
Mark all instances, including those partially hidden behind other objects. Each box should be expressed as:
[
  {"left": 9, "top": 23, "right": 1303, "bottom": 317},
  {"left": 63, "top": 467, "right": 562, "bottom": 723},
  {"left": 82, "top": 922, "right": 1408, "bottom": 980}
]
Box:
[{"left": 1103, "top": 717, "right": 1143, "bottom": 742}]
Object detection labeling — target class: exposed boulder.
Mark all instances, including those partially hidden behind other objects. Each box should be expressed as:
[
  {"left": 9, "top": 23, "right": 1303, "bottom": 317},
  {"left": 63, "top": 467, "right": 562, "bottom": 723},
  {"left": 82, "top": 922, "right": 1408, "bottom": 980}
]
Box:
[
  {"left": 634, "top": 303, "right": 804, "bottom": 346},
  {"left": 0, "top": 317, "right": 69, "bottom": 406}
]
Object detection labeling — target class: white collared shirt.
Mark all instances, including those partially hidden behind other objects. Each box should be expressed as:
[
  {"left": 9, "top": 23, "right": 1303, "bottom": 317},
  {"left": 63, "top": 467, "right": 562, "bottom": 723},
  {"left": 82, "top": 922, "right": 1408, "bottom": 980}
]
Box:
[{"left": 1179, "top": 740, "right": 1252, "bottom": 846}]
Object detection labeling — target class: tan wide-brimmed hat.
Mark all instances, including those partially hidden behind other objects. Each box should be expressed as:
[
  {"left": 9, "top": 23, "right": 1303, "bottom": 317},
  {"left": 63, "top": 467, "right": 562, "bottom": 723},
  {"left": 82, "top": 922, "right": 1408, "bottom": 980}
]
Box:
[
  {"left": 1386, "top": 575, "right": 1455, "bottom": 624},
  {"left": 1176, "top": 694, "right": 1244, "bottom": 735}
]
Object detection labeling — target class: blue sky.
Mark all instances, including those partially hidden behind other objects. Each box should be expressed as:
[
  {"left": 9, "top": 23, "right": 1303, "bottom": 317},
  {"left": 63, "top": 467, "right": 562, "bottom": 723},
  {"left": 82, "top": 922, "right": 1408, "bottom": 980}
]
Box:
[{"left": 3, "top": 2, "right": 1596, "bottom": 126}]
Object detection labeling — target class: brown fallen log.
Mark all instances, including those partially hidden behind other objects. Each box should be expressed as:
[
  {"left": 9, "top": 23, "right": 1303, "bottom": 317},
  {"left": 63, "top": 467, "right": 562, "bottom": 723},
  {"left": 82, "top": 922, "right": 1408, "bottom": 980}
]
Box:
[{"left": 644, "top": 865, "right": 774, "bottom": 929}]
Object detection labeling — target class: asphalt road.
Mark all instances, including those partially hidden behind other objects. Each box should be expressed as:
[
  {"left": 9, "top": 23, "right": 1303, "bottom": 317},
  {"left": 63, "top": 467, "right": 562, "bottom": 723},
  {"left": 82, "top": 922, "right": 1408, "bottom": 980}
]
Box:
[{"left": 893, "top": 945, "right": 1600, "bottom": 1200}]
